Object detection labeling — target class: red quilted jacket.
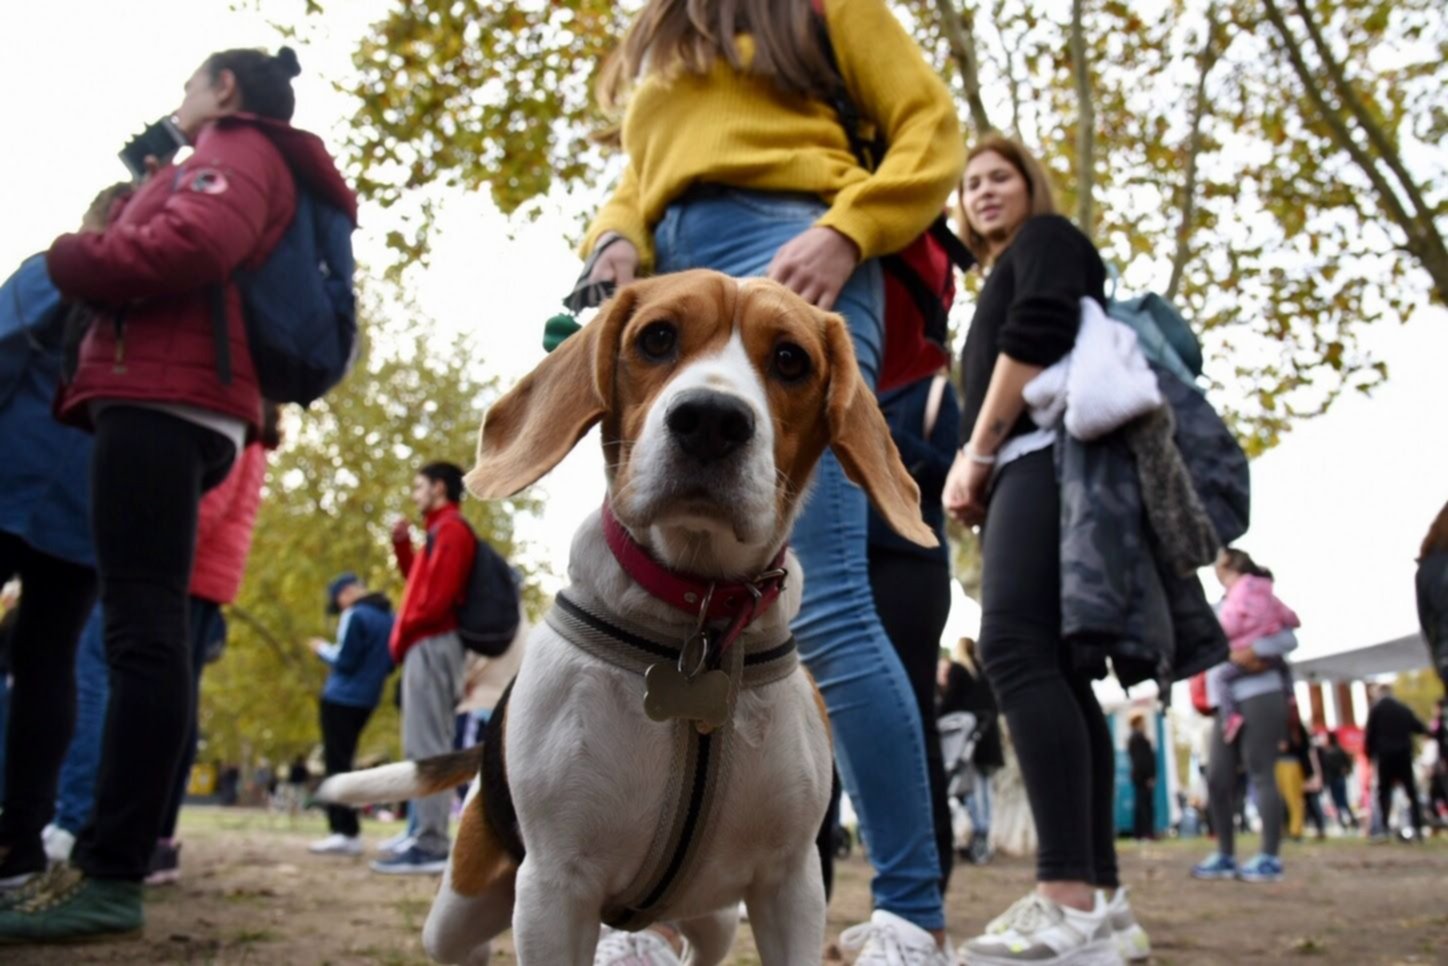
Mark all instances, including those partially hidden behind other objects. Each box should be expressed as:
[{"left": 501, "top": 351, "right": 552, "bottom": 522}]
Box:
[
  {"left": 189, "top": 441, "right": 268, "bottom": 605},
  {"left": 49, "top": 114, "right": 356, "bottom": 433}
]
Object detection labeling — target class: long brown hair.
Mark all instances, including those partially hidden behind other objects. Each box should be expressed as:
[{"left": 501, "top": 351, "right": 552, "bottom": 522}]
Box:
[
  {"left": 1421, "top": 500, "right": 1448, "bottom": 561},
  {"left": 957, "top": 135, "right": 1058, "bottom": 266},
  {"left": 597, "top": 0, "right": 838, "bottom": 113}
]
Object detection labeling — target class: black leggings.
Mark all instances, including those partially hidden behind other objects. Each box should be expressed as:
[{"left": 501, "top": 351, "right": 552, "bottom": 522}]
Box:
[
  {"left": 321, "top": 699, "right": 374, "bottom": 836},
  {"left": 72, "top": 407, "right": 234, "bottom": 881},
  {"left": 0, "top": 535, "right": 98, "bottom": 874},
  {"left": 977, "top": 449, "right": 1118, "bottom": 888},
  {"left": 869, "top": 549, "right": 954, "bottom": 891},
  {"left": 157, "top": 597, "right": 224, "bottom": 840}
]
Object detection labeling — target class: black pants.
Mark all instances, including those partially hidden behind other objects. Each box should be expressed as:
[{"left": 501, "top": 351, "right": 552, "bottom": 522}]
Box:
[
  {"left": 1377, "top": 751, "right": 1424, "bottom": 834},
  {"left": 321, "top": 699, "right": 374, "bottom": 836},
  {"left": 0, "top": 535, "right": 98, "bottom": 875},
  {"left": 1132, "top": 781, "right": 1155, "bottom": 840},
  {"left": 1304, "top": 789, "right": 1326, "bottom": 837},
  {"left": 869, "top": 549, "right": 954, "bottom": 891},
  {"left": 978, "top": 449, "right": 1118, "bottom": 887},
  {"left": 157, "top": 597, "right": 224, "bottom": 839},
  {"left": 72, "top": 407, "right": 234, "bottom": 881}
]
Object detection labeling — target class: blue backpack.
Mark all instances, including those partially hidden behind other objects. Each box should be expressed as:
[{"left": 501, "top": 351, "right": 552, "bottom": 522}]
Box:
[
  {"left": 0, "top": 254, "right": 67, "bottom": 408},
  {"left": 1105, "top": 272, "right": 1205, "bottom": 390},
  {"left": 217, "top": 186, "right": 358, "bottom": 406}
]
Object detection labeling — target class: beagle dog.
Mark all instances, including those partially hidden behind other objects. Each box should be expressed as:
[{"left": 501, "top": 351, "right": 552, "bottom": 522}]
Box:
[{"left": 319, "top": 269, "right": 935, "bottom": 966}]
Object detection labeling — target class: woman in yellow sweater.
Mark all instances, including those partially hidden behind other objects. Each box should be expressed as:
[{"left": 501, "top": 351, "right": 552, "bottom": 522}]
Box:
[{"left": 583, "top": 2, "right": 963, "bottom": 963}]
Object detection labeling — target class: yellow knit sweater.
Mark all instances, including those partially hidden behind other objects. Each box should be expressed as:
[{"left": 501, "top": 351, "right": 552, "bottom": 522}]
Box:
[{"left": 584, "top": 0, "right": 964, "bottom": 270}]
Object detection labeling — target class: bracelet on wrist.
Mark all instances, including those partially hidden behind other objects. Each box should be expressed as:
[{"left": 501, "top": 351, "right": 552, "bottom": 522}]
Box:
[{"left": 963, "top": 445, "right": 997, "bottom": 466}]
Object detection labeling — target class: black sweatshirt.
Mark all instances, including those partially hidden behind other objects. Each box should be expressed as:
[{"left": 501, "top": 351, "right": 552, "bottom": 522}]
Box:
[{"left": 958, "top": 214, "right": 1107, "bottom": 445}]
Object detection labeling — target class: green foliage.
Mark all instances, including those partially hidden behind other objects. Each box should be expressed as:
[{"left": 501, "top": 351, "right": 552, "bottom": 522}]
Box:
[
  {"left": 1392, "top": 667, "right": 1445, "bottom": 726},
  {"left": 199, "top": 294, "right": 540, "bottom": 766},
  {"left": 311, "top": 0, "right": 1446, "bottom": 454}
]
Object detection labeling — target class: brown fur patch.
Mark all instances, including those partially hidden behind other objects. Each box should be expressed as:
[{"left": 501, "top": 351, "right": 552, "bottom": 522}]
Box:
[
  {"left": 805, "top": 669, "right": 833, "bottom": 746},
  {"left": 414, "top": 745, "right": 485, "bottom": 795},
  {"left": 449, "top": 786, "right": 518, "bottom": 897}
]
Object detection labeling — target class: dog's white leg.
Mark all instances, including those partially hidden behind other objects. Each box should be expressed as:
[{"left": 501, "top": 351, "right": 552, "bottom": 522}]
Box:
[
  {"left": 423, "top": 785, "right": 517, "bottom": 965},
  {"left": 677, "top": 907, "right": 739, "bottom": 966},
  {"left": 744, "top": 850, "right": 826, "bottom": 966},
  {"left": 512, "top": 858, "right": 602, "bottom": 966},
  {"left": 422, "top": 870, "right": 514, "bottom": 965}
]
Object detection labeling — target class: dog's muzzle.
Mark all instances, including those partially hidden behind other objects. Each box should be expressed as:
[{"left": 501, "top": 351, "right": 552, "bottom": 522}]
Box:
[{"left": 665, "top": 389, "right": 756, "bottom": 464}]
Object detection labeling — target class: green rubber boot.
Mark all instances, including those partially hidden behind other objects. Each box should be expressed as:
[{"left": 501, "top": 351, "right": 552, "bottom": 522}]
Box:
[{"left": 0, "top": 867, "right": 142, "bottom": 944}]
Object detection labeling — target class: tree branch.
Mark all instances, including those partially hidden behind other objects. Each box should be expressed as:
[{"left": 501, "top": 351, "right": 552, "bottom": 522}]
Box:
[
  {"left": 1261, "top": 0, "right": 1448, "bottom": 302},
  {"left": 1289, "top": 0, "right": 1440, "bottom": 239},
  {"left": 932, "top": 0, "right": 995, "bottom": 135},
  {"left": 1069, "top": 0, "right": 1096, "bottom": 234},
  {"left": 1167, "top": 5, "right": 1223, "bottom": 302},
  {"left": 227, "top": 604, "right": 306, "bottom": 672}
]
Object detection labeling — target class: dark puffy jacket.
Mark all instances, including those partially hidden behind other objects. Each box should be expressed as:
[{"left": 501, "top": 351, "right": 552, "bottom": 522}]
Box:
[
  {"left": 1057, "top": 365, "right": 1243, "bottom": 688},
  {"left": 50, "top": 114, "right": 356, "bottom": 434},
  {"left": 323, "top": 594, "right": 397, "bottom": 710},
  {"left": 0, "top": 256, "right": 94, "bottom": 567},
  {"left": 1417, "top": 551, "right": 1448, "bottom": 686}
]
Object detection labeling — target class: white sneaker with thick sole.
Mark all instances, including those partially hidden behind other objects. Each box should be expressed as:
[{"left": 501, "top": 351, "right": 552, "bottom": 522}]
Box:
[
  {"left": 1105, "top": 888, "right": 1150, "bottom": 963},
  {"left": 42, "top": 825, "right": 76, "bottom": 865},
  {"left": 841, "top": 909, "right": 957, "bottom": 965},
  {"left": 962, "top": 893, "right": 1123, "bottom": 966},
  {"left": 308, "top": 833, "right": 364, "bottom": 856},
  {"left": 593, "top": 924, "right": 683, "bottom": 965}
]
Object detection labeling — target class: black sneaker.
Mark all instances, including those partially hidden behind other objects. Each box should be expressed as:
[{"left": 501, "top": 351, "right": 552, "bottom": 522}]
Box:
[{"left": 143, "top": 841, "right": 181, "bottom": 887}]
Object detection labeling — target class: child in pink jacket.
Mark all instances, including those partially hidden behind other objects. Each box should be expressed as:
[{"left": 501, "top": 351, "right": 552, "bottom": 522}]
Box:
[{"left": 1212, "top": 548, "right": 1301, "bottom": 743}]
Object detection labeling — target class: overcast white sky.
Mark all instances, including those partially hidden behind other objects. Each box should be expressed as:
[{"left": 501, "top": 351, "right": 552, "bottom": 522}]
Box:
[{"left": 4, "top": 0, "right": 1443, "bottom": 666}]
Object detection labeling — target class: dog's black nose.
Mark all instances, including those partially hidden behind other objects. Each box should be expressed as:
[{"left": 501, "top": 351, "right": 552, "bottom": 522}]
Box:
[{"left": 666, "top": 391, "right": 756, "bottom": 463}]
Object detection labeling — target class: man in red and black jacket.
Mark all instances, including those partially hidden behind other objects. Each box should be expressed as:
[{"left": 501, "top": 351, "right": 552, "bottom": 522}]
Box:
[{"left": 372, "top": 462, "right": 476, "bottom": 874}]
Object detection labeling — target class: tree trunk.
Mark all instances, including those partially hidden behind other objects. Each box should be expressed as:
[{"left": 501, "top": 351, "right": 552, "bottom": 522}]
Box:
[
  {"left": 1167, "top": 5, "right": 1222, "bottom": 302},
  {"left": 932, "top": 0, "right": 995, "bottom": 135},
  {"left": 1069, "top": 0, "right": 1096, "bottom": 235},
  {"left": 1261, "top": 0, "right": 1448, "bottom": 304}
]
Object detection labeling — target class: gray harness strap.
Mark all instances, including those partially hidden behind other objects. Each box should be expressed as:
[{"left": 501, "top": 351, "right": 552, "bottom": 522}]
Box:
[{"left": 546, "top": 591, "right": 797, "bottom": 930}]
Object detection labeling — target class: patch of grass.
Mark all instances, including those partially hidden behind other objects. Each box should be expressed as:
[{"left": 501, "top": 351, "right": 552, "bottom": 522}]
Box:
[
  {"left": 230, "top": 927, "right": 281, "bottom": 945},
  {"left": 1287, "top": 935, "right": 1326, "bottom": 956},
  {"left": 394, "top": 895, "right": 432, "bottom": 933}
]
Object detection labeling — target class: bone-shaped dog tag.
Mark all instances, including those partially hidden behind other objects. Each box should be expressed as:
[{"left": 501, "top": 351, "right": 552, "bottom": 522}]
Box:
[{"left": 643, "top": 663, "right": 731, "bottom": 731}]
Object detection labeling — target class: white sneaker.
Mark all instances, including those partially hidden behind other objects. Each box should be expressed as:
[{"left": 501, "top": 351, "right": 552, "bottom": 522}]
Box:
[
  {"left": 1105, "top": 888, "right": 1150, "bottom": 963},
  {"left": 961, "top": 893, "right": 1122, "bottom": 965},
  {"left": 42, "top": 825, "right": 76, "bottom": 865},
  {"left": 593, "top": 924, "right": 682, "bottom": 965},
  {"left": 308, "top": 833, "right": 363, "bottom": 856},
  {"left": 840, "top": 909, "right": 957, "bottom": 965},
  {"left": 377, "top": 830, "right": 414, "bottom": 855}
]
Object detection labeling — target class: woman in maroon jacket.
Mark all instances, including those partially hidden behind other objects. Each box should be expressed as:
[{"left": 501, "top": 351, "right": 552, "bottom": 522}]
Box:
[{"left": 0, "top": 47, "right": 354, "bottom": 942}]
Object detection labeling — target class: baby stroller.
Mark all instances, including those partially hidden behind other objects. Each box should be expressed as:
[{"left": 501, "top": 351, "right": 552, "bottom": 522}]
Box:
[{"left": 939, "top": 710, "right": 993, "bottom": 864}]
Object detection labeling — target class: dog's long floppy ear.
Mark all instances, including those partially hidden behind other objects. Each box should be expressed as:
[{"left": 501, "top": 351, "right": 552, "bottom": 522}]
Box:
[
  {"left": 466, "top": 287, "right": 638, "bottom": 500},
  {"left": 821, "top": 312, "right": 939, "bottom": 548}
]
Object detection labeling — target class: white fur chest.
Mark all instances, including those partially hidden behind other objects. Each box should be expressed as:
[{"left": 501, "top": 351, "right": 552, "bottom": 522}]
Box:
[{"left": 504, "top": 617, "right": 832, "bottom": 923}]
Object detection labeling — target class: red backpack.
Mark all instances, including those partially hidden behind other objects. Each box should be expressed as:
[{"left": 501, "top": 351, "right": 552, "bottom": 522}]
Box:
[{"left": 811, "top": 2, "right": 976, "bottom": 393}]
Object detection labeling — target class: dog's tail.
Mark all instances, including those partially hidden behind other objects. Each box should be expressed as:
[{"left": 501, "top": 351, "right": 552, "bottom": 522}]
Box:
[{"left": 315, "top": 745, "right": 485, "bottom": 806}]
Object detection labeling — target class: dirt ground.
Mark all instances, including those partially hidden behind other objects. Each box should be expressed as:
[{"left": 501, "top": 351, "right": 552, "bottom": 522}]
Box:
[{"left": 7, "top": 807, "right": 1446, "bottom": 965}]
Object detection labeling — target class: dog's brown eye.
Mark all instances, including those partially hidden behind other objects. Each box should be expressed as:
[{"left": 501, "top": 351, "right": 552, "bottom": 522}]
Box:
[
  {"left": 771, "top": 342, "right": 811, "bottom": 383},
  {"left": 638, "top": 322, "right": 678, "bottom": 361}
]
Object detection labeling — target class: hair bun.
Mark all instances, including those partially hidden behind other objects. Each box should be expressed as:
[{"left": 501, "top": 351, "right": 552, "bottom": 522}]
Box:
[{"left": 274, "top": 46, "right": 302, "bottom": 79}]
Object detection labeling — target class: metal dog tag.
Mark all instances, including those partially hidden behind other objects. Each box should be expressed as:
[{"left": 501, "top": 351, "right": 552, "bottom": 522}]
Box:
[{"left": 643, "top": 663, "right": 732, "bottom": 732}]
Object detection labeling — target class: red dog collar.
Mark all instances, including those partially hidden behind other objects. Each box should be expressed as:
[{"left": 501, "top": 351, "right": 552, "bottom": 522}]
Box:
[{"left": 600, "top": 503, "right": 788, "bottom": 659}]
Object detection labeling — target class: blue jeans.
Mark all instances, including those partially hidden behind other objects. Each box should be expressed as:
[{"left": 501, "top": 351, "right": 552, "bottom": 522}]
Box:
[
  {"left": 54, "top": 605, "right": 107, "bottom": 834},
  {"left": 654, "top": 188, "right": 945, "bottom": 929}
]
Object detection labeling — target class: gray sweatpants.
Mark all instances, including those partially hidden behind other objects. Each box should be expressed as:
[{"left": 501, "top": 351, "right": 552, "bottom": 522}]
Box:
[
  {"left": 402, "top": 631, "right": 466, "bottom": 855},
  {"left": 1206, "top": 690, "right": 1287, "bottom": 858}
]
